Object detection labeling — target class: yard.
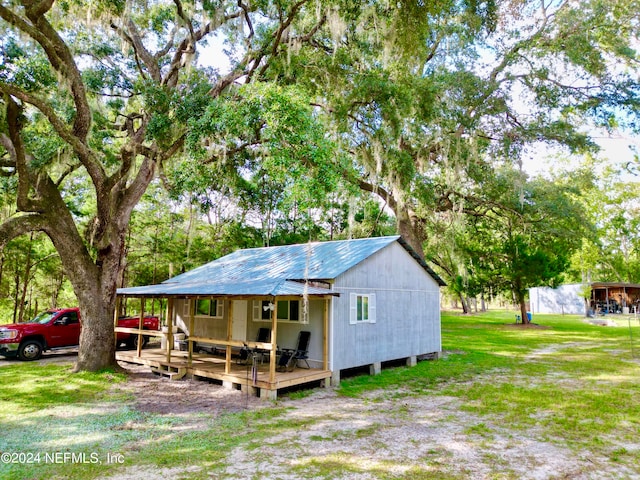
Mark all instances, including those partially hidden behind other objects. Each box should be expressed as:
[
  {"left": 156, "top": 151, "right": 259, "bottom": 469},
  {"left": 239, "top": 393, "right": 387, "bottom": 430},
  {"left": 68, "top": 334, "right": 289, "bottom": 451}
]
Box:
[{"left": 1, "top": 311, "right": 639, "bottom": 479}]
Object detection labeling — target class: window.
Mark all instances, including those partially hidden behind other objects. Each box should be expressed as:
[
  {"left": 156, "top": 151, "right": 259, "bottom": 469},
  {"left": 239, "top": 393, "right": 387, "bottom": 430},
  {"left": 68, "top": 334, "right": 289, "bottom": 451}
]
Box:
[
  {"left": 58, "top": 311, "right": 79, "bottom": 325},
  {"left": 195, "top": 299, "right": 224, "bottom": 318},
  {"left": 278, "top": 300, "right": 299, "bottom": 321},
  {"left": 253, "top": 300, "right": 305, "bottom": 323},
  {"left": 350, "top": 293, "right": 376, "bottom": 324},
  {"left": 67, "top": 311, "right": 80, "bottom": 324},
  {"left": 253, "top": 301, "right": 273, "bottom": 321}
]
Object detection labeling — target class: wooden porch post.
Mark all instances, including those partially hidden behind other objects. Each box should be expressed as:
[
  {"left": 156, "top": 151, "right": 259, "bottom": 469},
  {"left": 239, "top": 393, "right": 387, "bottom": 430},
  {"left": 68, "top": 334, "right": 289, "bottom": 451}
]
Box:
[
  {"left": 323, "top": 298, "right": 329, "bottom": 371},
  {"left": 165, "top": 298, "right": 174, "bottom": 364},
  {"left": 188, "top": 297, "right": 195, "bottom": 367},
  {"left": 137, "top": 297, "right": 145, "bottom": 357},
  {"left": 113, "top": 296, "right": 121, "bottom": 351},
  {"left": 269, "top": 297, "right": 278, "bottom": 384},
  {"left": 225, "top": 300, "right": 233, "bottom": 374}
]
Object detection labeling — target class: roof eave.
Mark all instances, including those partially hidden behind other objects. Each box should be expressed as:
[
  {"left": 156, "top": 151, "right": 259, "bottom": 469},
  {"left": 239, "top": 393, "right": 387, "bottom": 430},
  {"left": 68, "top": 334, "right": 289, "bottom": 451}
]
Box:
[{"left": 396, "top": 237, "right": 447, "bottom": 287}]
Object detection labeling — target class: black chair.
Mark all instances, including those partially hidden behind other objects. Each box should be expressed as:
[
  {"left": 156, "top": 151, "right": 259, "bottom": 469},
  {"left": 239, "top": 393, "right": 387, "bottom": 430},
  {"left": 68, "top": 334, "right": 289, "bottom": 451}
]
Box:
[
  {"left": 255, "top": 327, "right": 271, "bottom": 362},
  {"left": 277, "top": 331, "right": 311, "bottom": 372},
  {"left": 238, "top": 327, "right": 272, "bottom": 365}
]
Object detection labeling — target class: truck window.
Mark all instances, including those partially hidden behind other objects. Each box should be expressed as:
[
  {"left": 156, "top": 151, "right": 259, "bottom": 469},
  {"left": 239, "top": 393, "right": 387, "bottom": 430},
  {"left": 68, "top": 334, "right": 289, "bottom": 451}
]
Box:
[
  {"left": 65, "top": 311, "right": 79, "bottom": 324},
  {"left": 29, "top": 311, "right": 58, "bottom": 324}
]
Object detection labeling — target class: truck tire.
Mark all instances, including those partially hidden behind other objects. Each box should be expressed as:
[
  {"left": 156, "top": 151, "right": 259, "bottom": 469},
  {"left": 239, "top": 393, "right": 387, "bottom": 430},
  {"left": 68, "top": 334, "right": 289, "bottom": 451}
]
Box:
[
  {"left": 128, "top": 334, "right": 148, "bottom": 350},
  {"left": 18, "top": 340, "right": 43, "bottom": 361}
]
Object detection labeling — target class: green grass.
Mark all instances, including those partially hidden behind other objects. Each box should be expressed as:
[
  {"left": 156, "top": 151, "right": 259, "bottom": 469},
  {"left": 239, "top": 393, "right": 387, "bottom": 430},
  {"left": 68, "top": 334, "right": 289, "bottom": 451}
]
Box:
[
  {"left": 341, "top": 311, "right": 640, "bottom": 457},
  {"left": 1, "top": 310, "right": 640, "bottom": 479},
  {"left": 0, "top": 364, "right": 127, "bottom": 415}
]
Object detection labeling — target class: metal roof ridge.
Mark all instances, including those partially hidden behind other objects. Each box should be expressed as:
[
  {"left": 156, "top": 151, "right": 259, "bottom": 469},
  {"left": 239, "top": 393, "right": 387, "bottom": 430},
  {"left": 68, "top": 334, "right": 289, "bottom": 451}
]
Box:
[{"left": 246, "top": 234, "right": 400, "bottom": 251}]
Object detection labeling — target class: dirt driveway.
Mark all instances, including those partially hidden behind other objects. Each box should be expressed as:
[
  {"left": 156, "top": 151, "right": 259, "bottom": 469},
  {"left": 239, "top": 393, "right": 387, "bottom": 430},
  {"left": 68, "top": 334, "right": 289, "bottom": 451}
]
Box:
[{"left": 0, "top": 348, "right": 79, "bottom": 366}]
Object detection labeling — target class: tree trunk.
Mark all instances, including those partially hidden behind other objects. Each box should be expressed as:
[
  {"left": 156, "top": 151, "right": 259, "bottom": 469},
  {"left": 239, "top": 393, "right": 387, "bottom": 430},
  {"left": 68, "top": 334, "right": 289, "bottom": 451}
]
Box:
[
  {"left": 396, "top": 206, "right": 425, "bottom": 258},
  {"left": 75, "top": 293, "right": 116, "bottom": 371},
  {"left": 519, "top": 296, "right": 529, "bottom": 324},
  {"left": 69, "top": 254, "right": 123, "bottom": 371},
  {"left": 50, "top": 271, "right": 63, "bottom": 308},
  {"left": 12, "top": 264, "right": 19, "bottom": 323},
  {"left": 70, "top": 232, "right": 126, "bottom": 372},
  {"left": 0, "top": 252, "right": 4, "bottom": 293},
  {"left": 18, "top": 234, "right": 34, "bottom": 323},
  {"left": 459, "top": 293, "right": 470, "bottom": 314},
  {"left": 357, "top": 179, "right": 427, "bottom": 258},
  {"left": 41, "top": 195, "right": 128, "bottom": 372}
]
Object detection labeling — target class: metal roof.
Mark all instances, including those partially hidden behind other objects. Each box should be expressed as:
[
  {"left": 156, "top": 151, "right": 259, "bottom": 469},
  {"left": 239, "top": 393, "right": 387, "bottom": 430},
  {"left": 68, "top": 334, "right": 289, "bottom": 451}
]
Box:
[
  {"left": 117, "top": 279, "right": 336, "bottom": 298},
  {"left": 117, "top": 235, "right": 445, "bottom": 298},
  {"left": 590, "top": 282, "right": 640, "bottom": 289}
]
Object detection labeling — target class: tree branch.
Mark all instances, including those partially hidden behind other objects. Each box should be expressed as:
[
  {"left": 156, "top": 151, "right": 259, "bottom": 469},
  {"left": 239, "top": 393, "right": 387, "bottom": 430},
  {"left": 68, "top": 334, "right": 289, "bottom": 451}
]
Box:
[
  {"left": 164, "top": 5, "right": 245, "bottom": 88},
  {"left": 255, "top": 0, "right": 309, "bottom": 80},
  {"left": 0, "top": 213, "right": 48, "bottom": 250},
  {"left": 0, "top": 82, "right": 106, "bottom": 190},
  {"left": 5, "top": 94, "right": 43, "bottom": 212},
  {"left": 17, "top": 2, "right": 93, "bottom": 142}
]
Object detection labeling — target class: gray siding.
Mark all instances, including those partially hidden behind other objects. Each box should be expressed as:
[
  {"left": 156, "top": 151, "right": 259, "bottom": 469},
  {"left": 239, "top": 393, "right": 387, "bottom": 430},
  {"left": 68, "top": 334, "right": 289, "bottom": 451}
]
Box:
[
  {"left": 331, "top": 241, "right": 441, "bottom": 371},
  {"left": 266, "top": 299, "right": 325, "bottom": 368}
]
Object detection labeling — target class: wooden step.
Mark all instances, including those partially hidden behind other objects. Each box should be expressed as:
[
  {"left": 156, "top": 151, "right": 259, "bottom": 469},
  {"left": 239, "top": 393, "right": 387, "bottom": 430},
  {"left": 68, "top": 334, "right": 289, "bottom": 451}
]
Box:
[{"left": 150, "top": 364, "right": 187, "bottom": 380}]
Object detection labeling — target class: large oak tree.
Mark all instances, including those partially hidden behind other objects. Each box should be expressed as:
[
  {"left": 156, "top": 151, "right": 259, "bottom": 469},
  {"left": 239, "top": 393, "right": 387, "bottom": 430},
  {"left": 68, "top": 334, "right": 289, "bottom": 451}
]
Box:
[
  {"left": 0, "top": 0, "right": 471, "bottom": 371},
  {"left": 0, "top": 0, "right": 347, "bottom": 371},
  {"left": 280, "top": 0, "right": 639, "bottom": 257}
]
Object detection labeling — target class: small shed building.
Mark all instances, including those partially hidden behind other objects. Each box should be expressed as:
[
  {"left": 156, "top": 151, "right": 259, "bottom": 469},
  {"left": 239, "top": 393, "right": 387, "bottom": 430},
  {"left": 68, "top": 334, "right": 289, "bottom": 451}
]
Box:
[
  {"left": 529, "top": 282, "right": 640, "bottom": 315},
  {"left": 116, "top": 235, "right": 444, "bottom": 398}
]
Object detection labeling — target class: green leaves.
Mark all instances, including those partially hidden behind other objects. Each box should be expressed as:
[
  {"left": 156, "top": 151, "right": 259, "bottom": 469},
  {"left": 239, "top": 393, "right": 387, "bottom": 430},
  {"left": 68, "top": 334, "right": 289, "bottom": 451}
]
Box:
[
  {"left": 140, "top": 75, "right": 211, "bottom": 148},
  {"left": 186, "top": 82, "right": 340, "bottom": 210},
  {"left": 0, "top": 38, "right": 56, "bottom": 91}
]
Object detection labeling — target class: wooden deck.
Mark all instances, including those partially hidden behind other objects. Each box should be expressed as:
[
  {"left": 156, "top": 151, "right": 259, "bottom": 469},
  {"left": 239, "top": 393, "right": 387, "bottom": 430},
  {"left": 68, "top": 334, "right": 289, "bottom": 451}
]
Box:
[{"left": 116, "top": 348, "right": 332, "bottom": 399}]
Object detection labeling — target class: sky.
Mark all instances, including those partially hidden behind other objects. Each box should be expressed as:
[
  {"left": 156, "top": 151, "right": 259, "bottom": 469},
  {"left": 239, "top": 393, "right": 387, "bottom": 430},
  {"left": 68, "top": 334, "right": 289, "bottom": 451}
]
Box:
[{"left": 521, "top": 134, "right": 639, "bottom": 180}]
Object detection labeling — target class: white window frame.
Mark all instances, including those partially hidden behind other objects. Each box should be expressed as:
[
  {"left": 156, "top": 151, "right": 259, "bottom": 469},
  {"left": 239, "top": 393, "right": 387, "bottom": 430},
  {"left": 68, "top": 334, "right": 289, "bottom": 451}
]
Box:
[
  {"left": 252, "top": 300, "right": 307, "bottom": 324},
  {"left": 350, "top": 293, "right": 376, "bottom": 324},
  {"left": 252, "top": 300, "right": 273, "bottom": 322}
]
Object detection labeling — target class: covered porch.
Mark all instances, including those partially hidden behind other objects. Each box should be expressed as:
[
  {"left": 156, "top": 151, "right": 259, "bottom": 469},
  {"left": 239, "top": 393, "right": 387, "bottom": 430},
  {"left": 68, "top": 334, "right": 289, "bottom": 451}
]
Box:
[
  {"left": 114, "top": 289, "right": 336, "bottom": 400},
  {"left": 115, "top": 347, "right": 332, "bottom": 399},
  {"left": 590, "top": 282, "right": 640, "bottom": 314}
]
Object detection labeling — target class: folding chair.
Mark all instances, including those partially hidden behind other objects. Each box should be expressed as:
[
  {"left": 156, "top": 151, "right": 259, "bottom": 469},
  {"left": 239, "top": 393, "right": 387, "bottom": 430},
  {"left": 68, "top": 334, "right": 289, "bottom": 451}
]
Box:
[
  {"left": 255, "top": 327, "right": 271, "bottom": 363},
  {"left": 277, "top": 331, "right": 311, "bottom": 372},
  {"left": 237, "top": 327, "right": 272, "bottom": 365}
]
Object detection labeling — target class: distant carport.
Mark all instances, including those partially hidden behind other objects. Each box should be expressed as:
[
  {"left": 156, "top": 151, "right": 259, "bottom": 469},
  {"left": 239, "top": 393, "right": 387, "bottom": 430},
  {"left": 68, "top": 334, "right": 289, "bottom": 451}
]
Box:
[{"left": 590, "top": 282, "right": 640, "bottom": 314}]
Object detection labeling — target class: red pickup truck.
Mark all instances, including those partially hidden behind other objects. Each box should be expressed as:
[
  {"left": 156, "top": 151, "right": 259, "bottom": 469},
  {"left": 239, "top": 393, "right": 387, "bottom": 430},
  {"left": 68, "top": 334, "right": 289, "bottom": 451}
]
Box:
[{"left": 0, "top": 308, "right": 160, "bottom": 361}]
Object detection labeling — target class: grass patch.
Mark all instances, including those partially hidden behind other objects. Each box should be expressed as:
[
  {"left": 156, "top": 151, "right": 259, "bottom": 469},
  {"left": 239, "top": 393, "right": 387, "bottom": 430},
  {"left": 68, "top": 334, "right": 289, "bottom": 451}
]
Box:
[
  {"left": 0, "top": 364, "right": 126, "bottom": 416},
  {"left": 290, "top": 452, "right": 461, "bottom": 480}
]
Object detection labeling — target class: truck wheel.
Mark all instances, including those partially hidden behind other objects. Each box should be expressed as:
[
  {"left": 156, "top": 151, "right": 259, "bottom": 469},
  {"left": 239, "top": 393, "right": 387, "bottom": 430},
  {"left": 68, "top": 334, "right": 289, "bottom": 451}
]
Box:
[
  {"left": 18, "top": 340, "right": 43, "bottom": 361},
  {"left": 129, "top": 334, "right": 148, "bottom": 350}
]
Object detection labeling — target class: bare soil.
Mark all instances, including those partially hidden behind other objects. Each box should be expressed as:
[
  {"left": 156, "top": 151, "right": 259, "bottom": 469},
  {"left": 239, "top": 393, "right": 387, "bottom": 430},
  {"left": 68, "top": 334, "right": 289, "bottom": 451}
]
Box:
[{"left": 116, "top": 362, "right": 264, "bottom": 415}]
